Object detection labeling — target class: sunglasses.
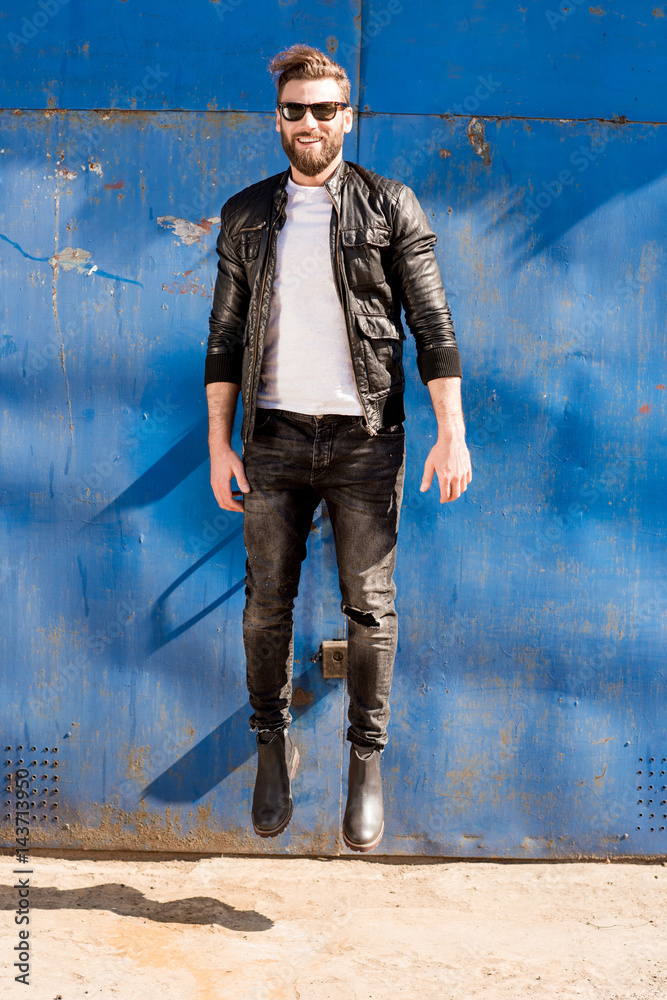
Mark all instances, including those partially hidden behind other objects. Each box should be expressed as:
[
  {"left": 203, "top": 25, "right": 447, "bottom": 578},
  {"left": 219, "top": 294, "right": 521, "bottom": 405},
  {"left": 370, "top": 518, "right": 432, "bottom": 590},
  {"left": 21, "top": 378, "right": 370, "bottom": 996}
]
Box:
[{"left": 278, "top": 101, "right": 348, "bottom": 122}]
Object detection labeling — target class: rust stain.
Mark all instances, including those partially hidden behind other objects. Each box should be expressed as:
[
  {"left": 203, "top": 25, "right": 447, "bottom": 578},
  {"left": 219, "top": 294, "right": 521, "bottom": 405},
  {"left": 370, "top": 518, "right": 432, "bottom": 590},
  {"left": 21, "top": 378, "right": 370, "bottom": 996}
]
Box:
[
  {"left": 439, "top": 148, "right": 451, "bottom": 158},
  {"left": 656, "top": 384, "right": 665, "bottom": 390},
  {"left": 653, "top": 7, "right": 665, "bottom": 16},
  {"left": 638, "top": 404, "right": 652, "bottom": 414},
  {"left": 466, "top": 119, "right": 491, "bottom": 167},
  {"left": 589, "top": 6, "right": 606, "bottom": 13},
  {"left": 292, "top": 687, "right": 314, "bottom": 707},
  {"left": 125, "top": 745, "right": 150, "bottom": 780},
  {"left": 594, "top": 763, "right": 608, "bottom": 786},
  {"left": 104, "top": 179, "right": 125, "bottom": 190},
  {"left": 326, "top": 35, "right": 338, "bottom": 53},
  {"left": 162, "top": 278, "right": 210, "bottom": 297}
]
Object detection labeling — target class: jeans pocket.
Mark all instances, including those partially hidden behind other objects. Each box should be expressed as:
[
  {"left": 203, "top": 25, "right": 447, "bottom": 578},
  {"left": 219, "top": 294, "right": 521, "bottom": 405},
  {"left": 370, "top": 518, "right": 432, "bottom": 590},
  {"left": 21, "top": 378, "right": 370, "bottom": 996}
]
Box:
[{"left": 254, "top": 408, "right": 274, "bottom": 430}]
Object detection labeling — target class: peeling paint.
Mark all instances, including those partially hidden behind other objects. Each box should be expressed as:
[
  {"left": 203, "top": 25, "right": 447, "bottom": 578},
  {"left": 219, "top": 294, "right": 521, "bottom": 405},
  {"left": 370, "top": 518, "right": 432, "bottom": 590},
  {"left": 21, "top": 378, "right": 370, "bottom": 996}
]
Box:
[
  {"left": 157, "top": 215, "right": 220, "bottom": 246},
  {"left": 50, "top": 247, "right": 93, "bottom": 272},
  {"left": 467, "top": 118, "right": 491, "bottom": 167}
]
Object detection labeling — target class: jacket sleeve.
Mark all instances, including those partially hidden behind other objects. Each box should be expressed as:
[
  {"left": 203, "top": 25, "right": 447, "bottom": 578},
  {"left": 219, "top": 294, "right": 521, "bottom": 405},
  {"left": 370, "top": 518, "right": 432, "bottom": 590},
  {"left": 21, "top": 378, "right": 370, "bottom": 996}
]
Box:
[
  {"left": 390, "top": 184, "right": 462, "bottom": 383},
  {"left": 204, "top": 207, "right": 250, "bottom": 386}
]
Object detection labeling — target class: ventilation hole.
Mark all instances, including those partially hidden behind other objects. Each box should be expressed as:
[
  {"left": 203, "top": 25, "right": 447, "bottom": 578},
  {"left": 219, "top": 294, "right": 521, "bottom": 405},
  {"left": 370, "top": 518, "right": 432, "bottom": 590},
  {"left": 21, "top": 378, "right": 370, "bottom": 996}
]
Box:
[{"left": 650, "top": 757, "right": 655, "bottom": 762}]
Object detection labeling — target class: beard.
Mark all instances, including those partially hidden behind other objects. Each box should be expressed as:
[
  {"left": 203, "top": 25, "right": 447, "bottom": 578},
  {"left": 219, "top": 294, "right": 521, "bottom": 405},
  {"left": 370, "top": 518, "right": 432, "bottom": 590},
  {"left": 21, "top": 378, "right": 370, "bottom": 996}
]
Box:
[{"left": 280, "top": 121, "right": 344, "bottom": 177}]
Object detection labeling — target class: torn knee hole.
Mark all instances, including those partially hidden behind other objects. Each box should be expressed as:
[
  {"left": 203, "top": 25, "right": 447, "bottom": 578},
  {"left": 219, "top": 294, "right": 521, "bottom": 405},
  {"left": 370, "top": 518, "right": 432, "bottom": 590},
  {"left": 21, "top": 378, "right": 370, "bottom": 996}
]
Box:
[{"left": 343, "top": 604, "right": 380, "bottom": 628}]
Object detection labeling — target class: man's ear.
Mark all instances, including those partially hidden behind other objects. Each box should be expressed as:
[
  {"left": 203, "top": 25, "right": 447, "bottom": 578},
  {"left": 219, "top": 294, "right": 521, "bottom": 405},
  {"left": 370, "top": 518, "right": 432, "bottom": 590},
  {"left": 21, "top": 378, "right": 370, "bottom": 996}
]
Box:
[
  {"left": 344, "top": 107, "right": 354, "bottom": 134},
  {"left": 275, "top": 108, "right": 281, "bottom": 133}
]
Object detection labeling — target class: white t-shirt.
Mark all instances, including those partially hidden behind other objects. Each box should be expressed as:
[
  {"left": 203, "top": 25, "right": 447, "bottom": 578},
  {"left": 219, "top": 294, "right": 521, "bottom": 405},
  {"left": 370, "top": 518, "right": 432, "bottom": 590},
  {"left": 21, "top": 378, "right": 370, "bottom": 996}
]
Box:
[{"left": 256, "top": 175, "right": 364, "bottom": 416}]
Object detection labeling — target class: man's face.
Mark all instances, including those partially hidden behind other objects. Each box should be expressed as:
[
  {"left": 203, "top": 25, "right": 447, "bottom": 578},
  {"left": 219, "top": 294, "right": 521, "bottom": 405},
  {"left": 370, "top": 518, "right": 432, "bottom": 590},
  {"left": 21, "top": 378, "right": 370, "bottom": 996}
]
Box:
[{"left": 276, "top": 77, "right": 353, "bottom": 183}]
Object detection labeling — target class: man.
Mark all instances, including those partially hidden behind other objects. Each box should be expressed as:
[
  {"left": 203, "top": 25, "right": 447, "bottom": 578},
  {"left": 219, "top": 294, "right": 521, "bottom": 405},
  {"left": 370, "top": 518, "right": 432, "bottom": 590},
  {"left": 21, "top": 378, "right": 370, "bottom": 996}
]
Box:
[{"left": 205, "top": 44, "right": 471, "bottom": 853}]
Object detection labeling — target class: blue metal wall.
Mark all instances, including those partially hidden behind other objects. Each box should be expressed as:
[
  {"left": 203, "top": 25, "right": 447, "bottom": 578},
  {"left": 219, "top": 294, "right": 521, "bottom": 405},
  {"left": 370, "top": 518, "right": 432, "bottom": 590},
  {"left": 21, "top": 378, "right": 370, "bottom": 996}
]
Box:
[{"left": 1, "top": 1, "right": 666, "bottom": 856}]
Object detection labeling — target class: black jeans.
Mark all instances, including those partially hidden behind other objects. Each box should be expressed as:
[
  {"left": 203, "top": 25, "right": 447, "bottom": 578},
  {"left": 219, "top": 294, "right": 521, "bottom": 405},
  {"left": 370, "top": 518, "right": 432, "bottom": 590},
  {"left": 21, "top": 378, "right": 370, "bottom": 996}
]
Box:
[{"left": 241, "top": 406, "right": 406, "bottom": 750}]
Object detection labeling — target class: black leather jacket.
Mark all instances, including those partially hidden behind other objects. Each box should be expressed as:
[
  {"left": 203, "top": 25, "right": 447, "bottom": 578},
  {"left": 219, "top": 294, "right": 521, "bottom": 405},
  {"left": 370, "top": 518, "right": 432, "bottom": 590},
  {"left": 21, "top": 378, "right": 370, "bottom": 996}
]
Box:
[{"left": 205, "top": 158, "right": 462, "bottom": 446}]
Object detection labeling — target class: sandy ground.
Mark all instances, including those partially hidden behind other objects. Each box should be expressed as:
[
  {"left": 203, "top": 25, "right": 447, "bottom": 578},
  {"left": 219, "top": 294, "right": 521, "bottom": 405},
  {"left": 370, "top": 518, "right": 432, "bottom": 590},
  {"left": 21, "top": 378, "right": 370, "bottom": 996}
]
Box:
[{"left": 1, "top": 852, "right": 666, "bottom": 1000}]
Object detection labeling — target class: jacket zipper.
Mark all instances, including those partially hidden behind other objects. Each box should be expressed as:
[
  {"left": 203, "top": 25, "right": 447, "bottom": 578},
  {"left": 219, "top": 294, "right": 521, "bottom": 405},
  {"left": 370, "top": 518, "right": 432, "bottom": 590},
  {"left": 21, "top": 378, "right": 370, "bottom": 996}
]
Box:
[
  {"left": 238, "top": 221, "right": 267, "bottom": 233},
  {"left": 327, "top": 193, "right": 376, "bottom": 437},
  {"left": 244, "top": 209, "right": 282, "bottom": 445}
]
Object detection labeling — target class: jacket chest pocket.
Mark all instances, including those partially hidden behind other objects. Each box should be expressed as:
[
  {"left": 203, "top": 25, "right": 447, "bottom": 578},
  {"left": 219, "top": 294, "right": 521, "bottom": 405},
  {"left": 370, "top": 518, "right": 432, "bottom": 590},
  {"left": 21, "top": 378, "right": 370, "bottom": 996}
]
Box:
[
  {"left": 234, "top": 233, "right": 262, "bottom": 262},
  {"left": 341, "top": 226, "right": 392, "bottom": 292}
]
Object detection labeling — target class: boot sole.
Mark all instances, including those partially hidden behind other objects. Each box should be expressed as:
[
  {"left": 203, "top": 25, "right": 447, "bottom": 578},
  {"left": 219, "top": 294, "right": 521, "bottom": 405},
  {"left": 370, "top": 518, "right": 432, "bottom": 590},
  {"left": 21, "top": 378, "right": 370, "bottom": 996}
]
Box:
[
  {"left": 252, "top": 746, "right": 300, "bottom": 839},
  {"left": 342, "top": 819, "right": 385, "bottom": 854}
]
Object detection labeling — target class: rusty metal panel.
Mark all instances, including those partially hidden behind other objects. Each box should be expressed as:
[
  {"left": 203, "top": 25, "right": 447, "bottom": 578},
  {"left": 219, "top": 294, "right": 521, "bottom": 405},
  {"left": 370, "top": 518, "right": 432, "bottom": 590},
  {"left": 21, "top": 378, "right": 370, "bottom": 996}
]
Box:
[
  {"left": 361, "top": 111, "right": 667, "bottom": 856},
  {"left": 2, "top": 0, "right": 360, "bottom": 112},
  {"left": 4, "top": 1, "right": 666, "bottom": 121},
  {"left": 0, "top": 108, "right": 348, "bottom": 853},
  {"left": 1, "top": 1, "right": 666, "bottom": 856}
]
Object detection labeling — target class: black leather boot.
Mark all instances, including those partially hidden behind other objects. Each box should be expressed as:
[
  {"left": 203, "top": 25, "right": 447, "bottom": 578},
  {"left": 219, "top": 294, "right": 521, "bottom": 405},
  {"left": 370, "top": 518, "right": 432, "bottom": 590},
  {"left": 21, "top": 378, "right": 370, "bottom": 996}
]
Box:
[
  {"left": 251, "top": 728, "right": 299, "bottom": 838},
  {"left": 342, "top": 744, "right": 384, "bottom": 853}
]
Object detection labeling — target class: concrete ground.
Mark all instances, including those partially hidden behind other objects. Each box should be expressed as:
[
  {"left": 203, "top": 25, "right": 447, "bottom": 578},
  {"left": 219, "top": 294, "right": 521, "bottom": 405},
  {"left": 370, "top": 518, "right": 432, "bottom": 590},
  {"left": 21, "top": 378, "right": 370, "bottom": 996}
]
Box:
[{"left": 1, "top": 852, "right": 666, "bottom": 1000}]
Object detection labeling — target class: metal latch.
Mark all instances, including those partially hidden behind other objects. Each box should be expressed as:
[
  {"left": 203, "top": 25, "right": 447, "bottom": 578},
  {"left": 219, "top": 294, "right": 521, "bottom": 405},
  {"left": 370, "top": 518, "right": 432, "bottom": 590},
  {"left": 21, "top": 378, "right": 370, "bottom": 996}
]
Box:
[{"left": 321, "top": 640, "right": 347, "bottom": 679}]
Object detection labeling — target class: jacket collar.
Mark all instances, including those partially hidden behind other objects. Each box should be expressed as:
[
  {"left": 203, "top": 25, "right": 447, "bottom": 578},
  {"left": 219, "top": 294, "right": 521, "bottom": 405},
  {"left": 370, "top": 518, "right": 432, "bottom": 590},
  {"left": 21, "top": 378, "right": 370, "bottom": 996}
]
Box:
[{"left": 272, "top": 158, "right": 349, "bottom": 210}]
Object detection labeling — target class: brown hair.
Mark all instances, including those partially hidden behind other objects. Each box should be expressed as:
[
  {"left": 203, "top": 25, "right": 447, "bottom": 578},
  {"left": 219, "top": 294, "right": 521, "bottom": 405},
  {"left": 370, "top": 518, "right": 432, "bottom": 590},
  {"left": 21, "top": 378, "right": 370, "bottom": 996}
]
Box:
[{"left": 268, "top": 44, "right": 351, "bottom": 106}]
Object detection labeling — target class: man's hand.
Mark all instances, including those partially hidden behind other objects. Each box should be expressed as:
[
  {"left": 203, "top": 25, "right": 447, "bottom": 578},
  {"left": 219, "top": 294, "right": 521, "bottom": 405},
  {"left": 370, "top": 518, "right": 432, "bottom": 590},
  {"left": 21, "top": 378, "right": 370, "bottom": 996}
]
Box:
[
  {"left": 210, "top": 446, "right": 250, "bottom": 512},
  {"left": 421, "top": 376, "right": 472, "bottom": 503},
  {"left": 420, "top": 436, "right": 472, "bottom": 503}
]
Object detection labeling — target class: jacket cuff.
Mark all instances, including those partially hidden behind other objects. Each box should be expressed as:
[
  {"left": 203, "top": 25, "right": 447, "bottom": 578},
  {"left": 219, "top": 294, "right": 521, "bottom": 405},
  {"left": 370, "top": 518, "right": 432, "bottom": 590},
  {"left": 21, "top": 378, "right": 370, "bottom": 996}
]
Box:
[
  {"left": 417, "top": 347, "right": 462, "bottom": 384},
  {"left": 204, "top": 353, "right": 242, "bottom": 386}
]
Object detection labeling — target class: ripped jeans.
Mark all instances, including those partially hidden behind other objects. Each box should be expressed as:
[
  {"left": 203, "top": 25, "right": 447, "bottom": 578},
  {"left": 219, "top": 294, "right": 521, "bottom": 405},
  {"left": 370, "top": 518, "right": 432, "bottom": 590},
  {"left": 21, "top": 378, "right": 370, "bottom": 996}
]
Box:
[{"left": 241, "top": 406, "right": 406, "bottom": 750}]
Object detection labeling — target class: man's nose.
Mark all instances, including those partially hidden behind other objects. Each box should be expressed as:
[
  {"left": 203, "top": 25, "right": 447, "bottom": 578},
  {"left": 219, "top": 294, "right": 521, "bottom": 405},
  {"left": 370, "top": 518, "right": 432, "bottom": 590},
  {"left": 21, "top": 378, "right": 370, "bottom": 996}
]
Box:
[{"left": 300, "top": 108, "right": 320, "bottom": 129}]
